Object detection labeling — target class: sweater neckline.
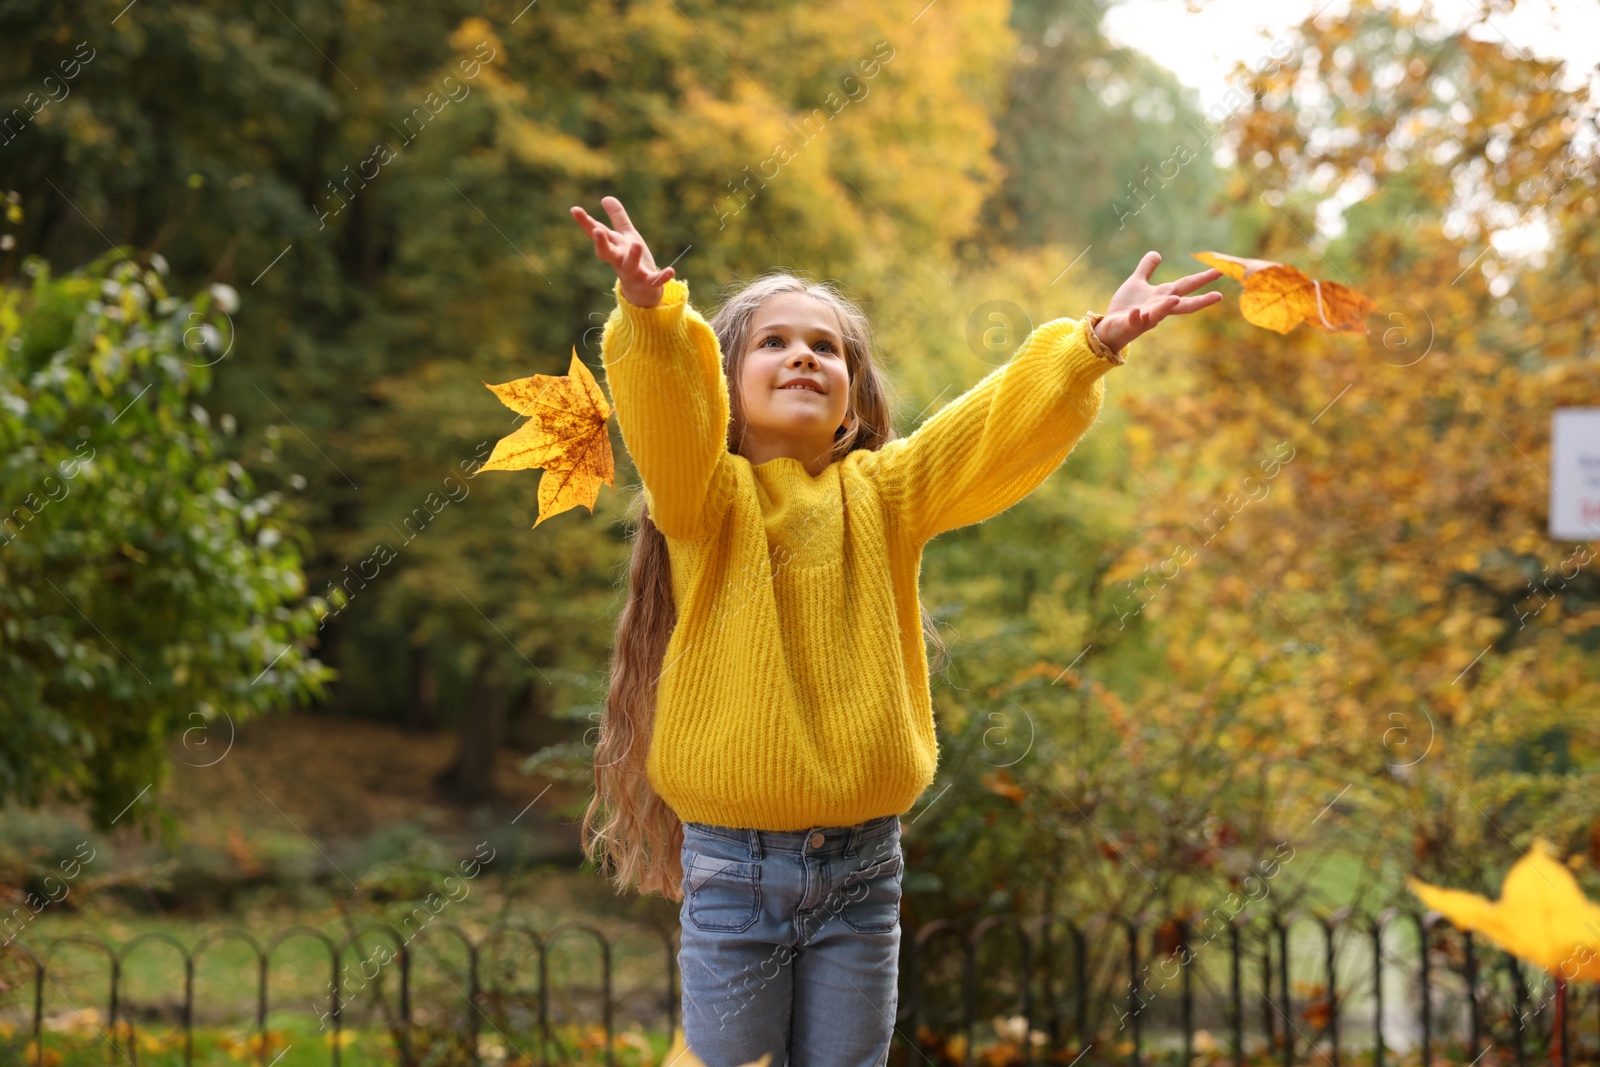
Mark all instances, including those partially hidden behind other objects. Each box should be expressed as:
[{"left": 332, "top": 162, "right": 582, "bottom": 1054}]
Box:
[{"left": 749, "top": 454, "right": 829, "bottom": 479}]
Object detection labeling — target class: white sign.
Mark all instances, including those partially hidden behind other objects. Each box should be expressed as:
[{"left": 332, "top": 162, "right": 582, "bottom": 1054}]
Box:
[{"left": 1551, "top": 408, "right": 1600, "bottom": 541}]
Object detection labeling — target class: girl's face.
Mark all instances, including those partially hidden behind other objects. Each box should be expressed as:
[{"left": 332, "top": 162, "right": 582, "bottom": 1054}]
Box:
[{"left": 737, "top": 292, "right": 851, "bottom": 459}]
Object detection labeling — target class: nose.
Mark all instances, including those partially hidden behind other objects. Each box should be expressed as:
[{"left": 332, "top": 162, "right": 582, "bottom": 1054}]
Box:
[{"left": 789, "top": 348, "right": 818, "bottom": 368}]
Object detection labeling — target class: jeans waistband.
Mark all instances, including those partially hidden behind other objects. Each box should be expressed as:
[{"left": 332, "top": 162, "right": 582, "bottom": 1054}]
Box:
[{"left": 682, "top": 813, "right": 899, "bottom": 859}]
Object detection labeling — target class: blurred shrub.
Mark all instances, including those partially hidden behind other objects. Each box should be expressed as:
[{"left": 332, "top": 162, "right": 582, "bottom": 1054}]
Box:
[{"left": 0, "top": 249, "right": 334, "bottom": 834}]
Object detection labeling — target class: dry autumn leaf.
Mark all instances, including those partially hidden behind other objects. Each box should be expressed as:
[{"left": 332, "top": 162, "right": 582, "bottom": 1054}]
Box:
[
  {"left": 1408, "top": 839, "right": 1600, "bottom": 981},
  {"left": 479, "top": 348, "right": 615, "bottom": 527},
  {"left": 981, "top": 768, "right": 1026, "bottom": 805},
  {"left": 1192, "top": 251, "right": 1377, "bottom": 335},
  {"left": 663, "top": 1027, "right": 771, "bottom": 1067}
]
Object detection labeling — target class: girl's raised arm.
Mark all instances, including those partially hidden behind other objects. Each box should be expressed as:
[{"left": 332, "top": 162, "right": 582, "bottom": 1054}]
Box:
[
  {"left": 856, "top": 313, "right": 1121, "bottom": 548},
  {"left": 858, "top": 253, "right": 1220, "bottom": 548},
  {"left": 575, "top": 197, "right": 732, "bottom": 542}
]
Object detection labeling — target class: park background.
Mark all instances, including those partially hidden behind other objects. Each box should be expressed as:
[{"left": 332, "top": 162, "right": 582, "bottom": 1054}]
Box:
[{"left": 2, "top": 0, "right": 1599, "bottom": 1063}]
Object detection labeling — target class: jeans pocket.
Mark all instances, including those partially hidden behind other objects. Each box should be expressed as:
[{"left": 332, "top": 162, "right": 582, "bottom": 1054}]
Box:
[
  {"left": 837, "top": 845, "right": 904, "bottom": 934},
  {"left": 684, "top": 851, "right": 761, "bottom": 933}
]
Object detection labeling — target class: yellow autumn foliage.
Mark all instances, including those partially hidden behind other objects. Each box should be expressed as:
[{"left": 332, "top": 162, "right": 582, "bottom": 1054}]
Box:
[{"left": 1409, "top": 841, "right": 1600, "bottom": 982}]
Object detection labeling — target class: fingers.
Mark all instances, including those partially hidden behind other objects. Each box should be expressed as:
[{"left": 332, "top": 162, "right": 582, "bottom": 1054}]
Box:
[
  {"left": 575, "top": 199, "right": 670, "bottom": 283},
  {"left": 1178, "top": 291, "right": 1224, "bottom": 313},
  {"left": 573, "top": 204, "right": 636, "bottom": 271},
  {"left": 601, "top": 195, "right": 638, "bottom": 234},
  {"left": 1159, "top": 291, "right": 1222, "bottom": 316},
  {"left": 1131, "top": 295, "right": 1179, "bottom": 330},
  {"left": 572, "top": 206, "right": 616, "bottom": 253},
  {"left": 623, "top": 239, "right": 645, "bottom": 275},
  {"left": 1141, "top": 291, "right": 1220, "bottom": 327},
  {"left": 1135, "top": 250, "right": 1162, "bottom": 282},
  {"left": 1167, "top": 267, "right": 1223, "bottom": 296},
  {"left": 1118, "top": 286, "right": 1222, "bottom": 339},
  {"left": 570, "top": 205, "right": 607, "bottom": 240},
  {"left": 593, "top": 232, "right": 623, "bottom": 267}
]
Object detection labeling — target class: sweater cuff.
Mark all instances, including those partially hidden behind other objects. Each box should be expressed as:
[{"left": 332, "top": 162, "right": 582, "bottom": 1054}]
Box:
[
  {"left": 1082, "top": 310, "right": 1127, "bottom": 365},
  {"left": 615, "top": 276, "right": 689, "bottom": 318}
]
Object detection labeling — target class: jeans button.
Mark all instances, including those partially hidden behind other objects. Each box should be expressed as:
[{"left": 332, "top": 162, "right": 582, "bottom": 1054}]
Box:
[{"left": 808, "top": 831, "right": 826, "bottom": 848}]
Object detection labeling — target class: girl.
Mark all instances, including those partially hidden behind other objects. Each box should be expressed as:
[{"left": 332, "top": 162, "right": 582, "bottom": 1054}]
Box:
[{"left": 571, "top": 195, "right": 1222, "bottom": 1066}]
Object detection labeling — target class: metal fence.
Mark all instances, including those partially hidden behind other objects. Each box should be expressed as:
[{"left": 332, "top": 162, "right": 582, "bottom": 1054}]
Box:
[{"left": 2, "top": 909, "right": 1596, "bottom": 1067}]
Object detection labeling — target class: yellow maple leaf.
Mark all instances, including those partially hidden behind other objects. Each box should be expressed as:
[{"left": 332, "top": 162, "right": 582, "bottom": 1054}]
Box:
[
  {"left": 479, "top": 348, "right": 615, "bottom": 528},
  {"left": 1407, "top": 839, "right": 1600, "bottom": 981},
  {"left": 1192, "top": 251, "right": 1377, "bottom": 335},
  {"left": 663, "top": 1027, "right": 771, "bottom": 1067}
]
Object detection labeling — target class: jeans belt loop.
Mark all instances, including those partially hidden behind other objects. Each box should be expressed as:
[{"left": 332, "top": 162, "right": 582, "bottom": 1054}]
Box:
[
  {"left": 747, "top": 827, "right": 762, "bottom": 860},
  {"left": 844, "top": 820, "right": 864, "bottom": 858}
]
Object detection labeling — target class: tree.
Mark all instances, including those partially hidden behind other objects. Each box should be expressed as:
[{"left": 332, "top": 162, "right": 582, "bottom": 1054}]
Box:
[
  {"left": 1104, "top": 0, "right": 1600, "bottom": 897},
  {"left": 0, "top": 250, "right": 332, "bottom": 831},
  {"left": 979, "top": 0, "right": 1233, "bottom": 270}
]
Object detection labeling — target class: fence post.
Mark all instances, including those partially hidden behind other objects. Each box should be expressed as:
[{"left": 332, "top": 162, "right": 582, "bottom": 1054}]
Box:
[
  {"left": 1038, "top": 915, "right": 1059, "bottom": 1056},
  {"left": 1415, "top": 912, "right": 1432, "bottom": 1067},
  {"left": 256, "top": 953, "right": 268, "bottom": 1066},
  {"left": 539, "top": 938, "right": 551, "bottom": 1067},
  {"left": 1371, "top": 916, "right": 1384, "bottom": 1067},
  {"left": 1510, "top": 955, "right": 1528, "bottom": 1067},
  {"left": 601, "top": 936, "right": 615, "bottom": 1067},
  {"left": 1231, "top": 923, "right": 1244, "bottom": 1067},
  {"left": 1075, "top": 923, "right": 1088, "bottom": 1055},
  {"left": 1179, "top": 919, "right": 1194, "bottom": 1067},
  {"left": 1125, "top": 917, "right": 1142, "bottom": 1067},
  {"left": 399, "top": 943, "right": 413, "bottom": 1067},
  {"left": 183, "top": 955, "right": 195, "bottom": 1067},
  {"left": 963, "top": 923, "right": 977, "bottom": 1067},
  {"left": 467, "top": 942, "right": 481, "bottom": 1067},
  {"left": 1263, "top": 932, "right": 1276, "bottom": 1054},
  {"left": 1322, "top": 915, "right": 1339, "bottom": 1067},
  {"left": 1464, "top": 931, "right": 1481, "bottom": 1064},
  {"left": 1277, "top": 918, "right": 1292, "bottom": 1067}
]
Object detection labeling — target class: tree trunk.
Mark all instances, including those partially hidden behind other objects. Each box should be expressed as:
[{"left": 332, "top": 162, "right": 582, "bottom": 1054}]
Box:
[
  {"left": 405, "top": 643, "right": 438, "bottom": 733},
  {"left": 506, "top": 671, "right": 561, "bottom": 751},
  {"left": 440, "top": 646, "right": 505, "bottom": 801}
]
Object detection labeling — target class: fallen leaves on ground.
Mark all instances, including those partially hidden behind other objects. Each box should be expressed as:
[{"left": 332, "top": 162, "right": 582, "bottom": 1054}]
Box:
[{"left": 663, "top": 1026, "right": 771, "bottom": 1066}]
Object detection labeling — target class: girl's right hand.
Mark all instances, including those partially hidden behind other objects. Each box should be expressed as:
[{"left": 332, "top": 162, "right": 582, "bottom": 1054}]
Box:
[{"left": 570, "top": 195, "right": 676, "bottom": 309}]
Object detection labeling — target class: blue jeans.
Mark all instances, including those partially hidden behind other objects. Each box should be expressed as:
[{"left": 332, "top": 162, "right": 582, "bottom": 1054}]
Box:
[{"left": 677, "top": 814, "right": 904, "bottom": 1067}]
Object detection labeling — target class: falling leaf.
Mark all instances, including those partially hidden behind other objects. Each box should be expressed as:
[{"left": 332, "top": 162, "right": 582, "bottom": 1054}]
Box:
[
  {"left": 479, "top": 348, "right": 615, "bottom": 527},
  {"left": 981, "top": 768, "right": 1026, "bottom": 805},
  {"left": 1192, "top": 251, "right": 1377, "bottom": 335},
  {"left": 1407, "top": 839, "right": 1600, "bottom": 981},
  {"left": 663, "top": 1027, "right": 771, "bottom": 1067}
]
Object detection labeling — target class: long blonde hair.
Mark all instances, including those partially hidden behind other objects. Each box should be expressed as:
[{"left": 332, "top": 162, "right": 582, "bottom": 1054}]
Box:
[{"left": 581, "top": 270, "right": 952, "bottom": 900}]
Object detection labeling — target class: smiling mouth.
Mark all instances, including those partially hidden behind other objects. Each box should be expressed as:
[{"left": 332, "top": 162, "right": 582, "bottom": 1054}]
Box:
[{"left": 778, "top": 383, "right": 825, "bottom": 394}]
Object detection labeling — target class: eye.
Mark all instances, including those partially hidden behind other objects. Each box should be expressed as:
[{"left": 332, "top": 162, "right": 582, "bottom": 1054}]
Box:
[{"left": 815, "top": 340, "right": 837, "bottom": 353}]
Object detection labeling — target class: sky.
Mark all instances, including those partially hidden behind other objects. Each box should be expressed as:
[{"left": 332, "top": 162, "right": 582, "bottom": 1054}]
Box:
[
  {"left": 1101, "top": 0, "right": 1600, "bottom": 111},
  {"left": 1098, "top": 0, "right": 1599, "bottom": 255}
]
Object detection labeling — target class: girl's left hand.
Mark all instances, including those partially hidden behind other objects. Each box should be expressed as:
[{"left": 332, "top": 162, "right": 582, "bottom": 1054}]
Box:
[{"left": 1093, "top": 252, "right": 1223, "bottom": 355}]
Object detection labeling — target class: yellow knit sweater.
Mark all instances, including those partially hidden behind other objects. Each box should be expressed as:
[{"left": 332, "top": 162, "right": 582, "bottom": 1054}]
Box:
[{"left": 600, "top": 277, "right": 1129, "bottom": 831}]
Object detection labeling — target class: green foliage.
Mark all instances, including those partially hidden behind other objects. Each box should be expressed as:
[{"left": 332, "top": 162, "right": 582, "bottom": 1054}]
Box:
[
  {"left": 984, "top": 0, "right": 1232, "bottom": 270},
  {"left": 0, "top": 251, "right": 332, "bottom": 831},
  {"left": 4, "top": 0, "right": 1595, "bottom": 973}
]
